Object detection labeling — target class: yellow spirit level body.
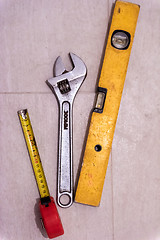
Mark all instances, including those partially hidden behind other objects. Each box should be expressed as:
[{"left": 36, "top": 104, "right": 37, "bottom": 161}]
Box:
[
  {"left": 18, "top": 109, "right": 49, "bottom": 198},
  {"left": 75, "top": 1, "right": 140, "bottom": 206}
]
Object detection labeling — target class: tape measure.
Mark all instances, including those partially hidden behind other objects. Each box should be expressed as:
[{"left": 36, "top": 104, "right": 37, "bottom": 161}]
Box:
[
  {"left": 18, "top": 109, "right": 64, "bottom": 239},
  {"left": 75, "top": 1, "right": 140, "bottom": 206}
]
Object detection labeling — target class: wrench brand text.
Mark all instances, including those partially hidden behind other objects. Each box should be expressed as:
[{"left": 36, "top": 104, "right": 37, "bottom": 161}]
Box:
[{"left": 64, "top": 110, "right": 68, "bottom": 130}]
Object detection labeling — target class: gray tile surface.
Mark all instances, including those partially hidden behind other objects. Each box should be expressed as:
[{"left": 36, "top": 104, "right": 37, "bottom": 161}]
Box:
[{"left": 0, "top": 0, "right": 160, "bottom": 239}]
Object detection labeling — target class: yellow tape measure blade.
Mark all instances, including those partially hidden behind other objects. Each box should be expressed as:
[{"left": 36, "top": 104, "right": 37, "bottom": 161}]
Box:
[{"left": 18, "top": 109, "right": 50, "bottom": 199}]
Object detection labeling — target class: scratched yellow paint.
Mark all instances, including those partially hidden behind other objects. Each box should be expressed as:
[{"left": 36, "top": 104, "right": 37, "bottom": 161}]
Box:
[{"left": 75, "top": 1, "right": 140, "bottom": 206}]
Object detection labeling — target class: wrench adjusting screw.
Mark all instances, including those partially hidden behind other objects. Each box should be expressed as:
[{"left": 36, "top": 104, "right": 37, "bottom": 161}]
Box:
[{"left": 57, "top": 79, "right": 71, "bottom": 94}]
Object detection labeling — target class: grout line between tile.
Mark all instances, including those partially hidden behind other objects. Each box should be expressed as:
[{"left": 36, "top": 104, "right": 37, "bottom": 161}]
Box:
[
  {"left": 0, "top": 91, "right": 95, "bottom": 95},
  {"left": 0, "top": 92, "right": 51, "bottom": 94}
]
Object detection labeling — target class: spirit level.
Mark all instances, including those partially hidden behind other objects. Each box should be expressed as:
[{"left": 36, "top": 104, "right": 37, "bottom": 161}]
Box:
[
  {"left": 75, "top": 1, "right": 140, "bottom": 206},
  {"left": 18, "top": 109, "right": 64, "bottom": 238}
]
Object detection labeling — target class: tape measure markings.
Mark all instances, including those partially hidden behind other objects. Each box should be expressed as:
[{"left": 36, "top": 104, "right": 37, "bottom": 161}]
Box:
[{"left": 18, "top": 109, "right": 49, "bottom": 199}]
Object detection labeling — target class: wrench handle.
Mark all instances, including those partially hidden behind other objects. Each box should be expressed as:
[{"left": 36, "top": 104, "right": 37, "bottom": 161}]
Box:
[{"left": 57, "top": 101, "right": 73, "bottom": 208}]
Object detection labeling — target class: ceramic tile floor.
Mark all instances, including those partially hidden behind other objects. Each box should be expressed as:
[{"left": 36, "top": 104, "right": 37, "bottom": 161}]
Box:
[{"left": 0, "top": 0, "right": 160, "bottom": 239}]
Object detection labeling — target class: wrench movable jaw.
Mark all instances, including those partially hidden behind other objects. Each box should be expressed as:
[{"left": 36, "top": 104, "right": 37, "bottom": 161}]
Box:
[{"left": 47, "top": 76, "right": 85, "bottom": 106}]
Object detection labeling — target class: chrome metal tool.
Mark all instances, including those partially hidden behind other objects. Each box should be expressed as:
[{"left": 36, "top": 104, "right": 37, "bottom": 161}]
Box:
[{"left": 46, "top": 53, "right": 87, "bottom": 208}]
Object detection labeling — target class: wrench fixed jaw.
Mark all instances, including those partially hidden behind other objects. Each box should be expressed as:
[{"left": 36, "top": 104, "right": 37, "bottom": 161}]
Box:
[
  {"left": 69, "top": 53, "right": 87, "bottom": 78},
  {"left": 47, "top": 76, "right": 86, "bottom": 105}
]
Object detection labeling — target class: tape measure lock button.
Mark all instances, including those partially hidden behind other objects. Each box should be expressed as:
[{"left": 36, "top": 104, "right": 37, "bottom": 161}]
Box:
[{"left": 41, "top": 196, "right": 51, "bottom": 207}]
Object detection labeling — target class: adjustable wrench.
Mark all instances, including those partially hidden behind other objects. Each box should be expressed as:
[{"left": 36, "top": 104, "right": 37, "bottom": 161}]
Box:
[{"left": 46, "top": 53, "right": 87, "bottom": 208}]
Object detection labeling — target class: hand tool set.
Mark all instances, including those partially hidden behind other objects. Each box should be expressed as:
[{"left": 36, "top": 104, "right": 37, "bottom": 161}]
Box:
[{"left": 17, "top": 1, "right": 140, "bottom": 238}]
